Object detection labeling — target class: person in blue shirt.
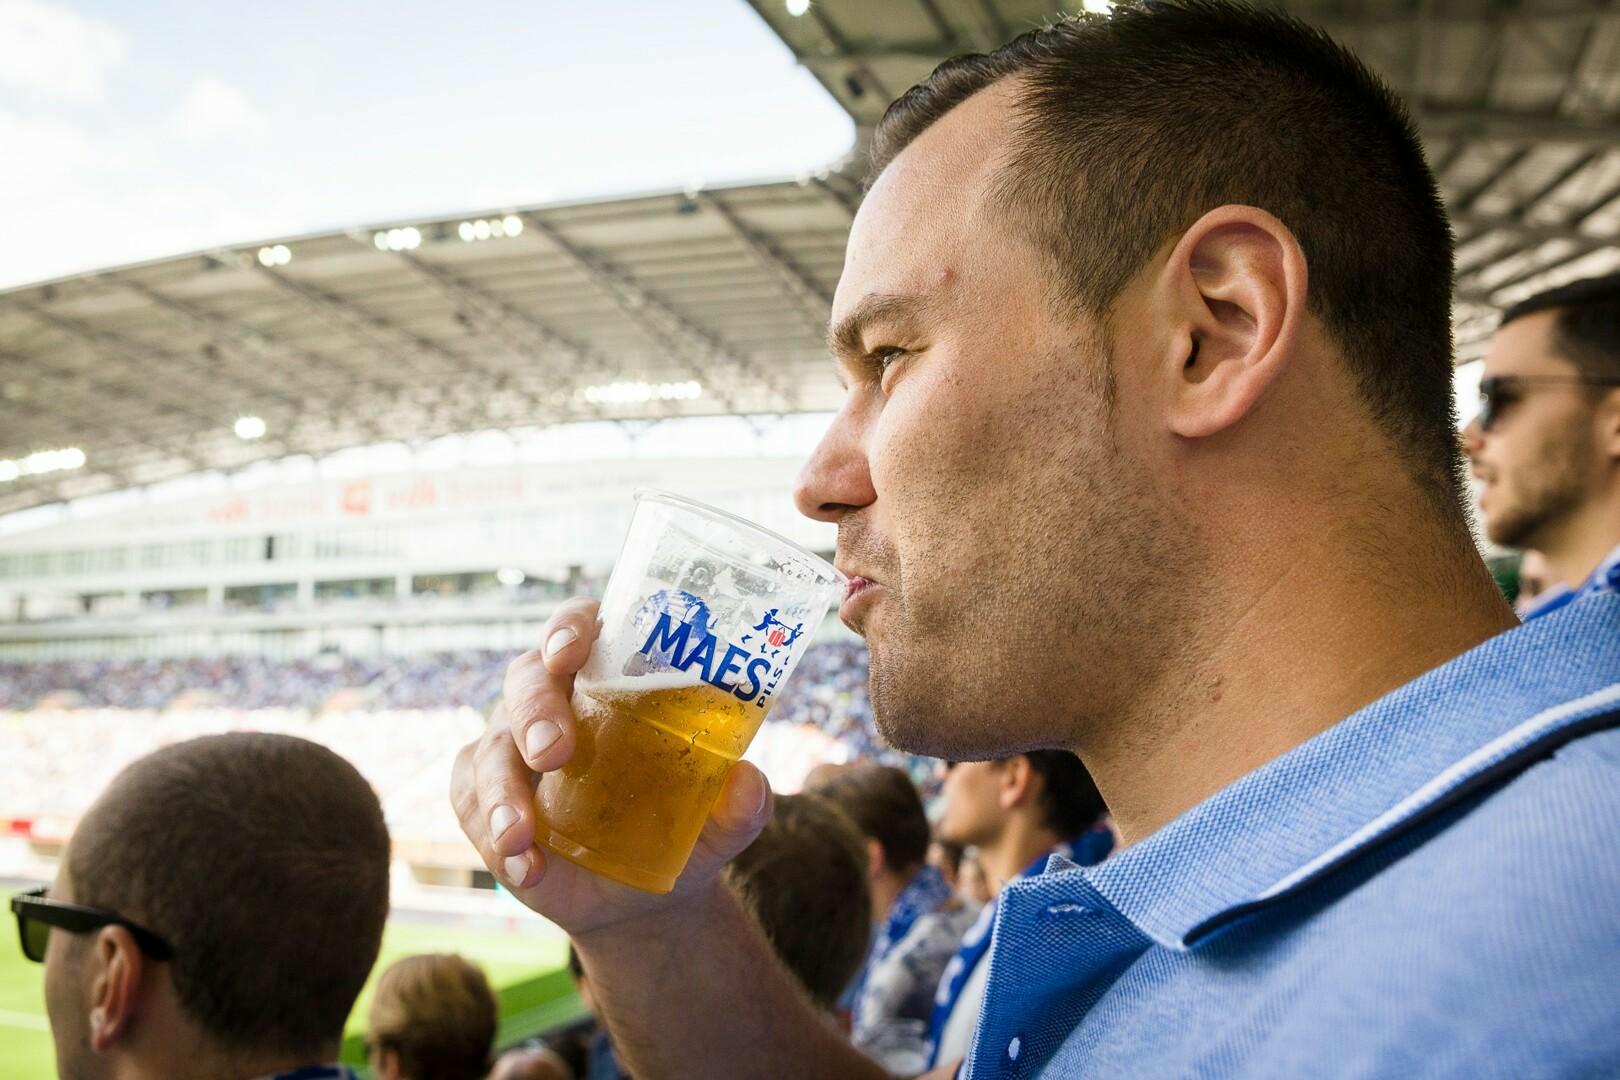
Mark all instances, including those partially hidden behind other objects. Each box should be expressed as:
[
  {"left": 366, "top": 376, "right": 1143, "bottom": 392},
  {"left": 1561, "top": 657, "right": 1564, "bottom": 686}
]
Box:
[
  {"left": 450, "top": 3, "right": 1620, "bottom": 1077},
  {"left": 1463, "top": 272, "right": 1620, "bottom": 619},
  {"left": 927, "top": 753, "right": 1112, "bottom": 1068},
  {"left": 12, "top": 733, "right": 389, "bottom": 1080},
  {"left": 811, "top": 763, "right": 977, "bottom": 1074}
]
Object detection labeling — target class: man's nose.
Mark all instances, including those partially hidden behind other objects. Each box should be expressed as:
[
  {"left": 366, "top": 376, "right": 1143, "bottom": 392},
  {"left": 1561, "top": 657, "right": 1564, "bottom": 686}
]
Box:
[{"left": 794, "top": 405, "right": 876, "bottom": 524}]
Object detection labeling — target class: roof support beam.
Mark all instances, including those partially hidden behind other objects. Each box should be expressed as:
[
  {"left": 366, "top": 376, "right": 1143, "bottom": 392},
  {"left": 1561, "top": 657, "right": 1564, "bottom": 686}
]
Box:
[
  {"left": 521, "top": 213, "right": 800, "bottom": 413},
  {"left": 7, "top": 301, "right": 231, "bottom": 465},
  {"left": 697, "top": 192, "right": 832, "bottom": 338},
  {"left": 361, "top": 242, "right": 612, "bottom": 421},
  {"left": 1417, "top": 106, "right": 1620, "bottom": 148},
  {"left": 238, "top": 257, "right": 477, "bottom": 388},
  {"left": 1455, "top": 234, "right": 1619, "bottom": 305},
  {"left": 1452, "top": 210, "right": 1617, "bottom": 249},
  {"left": 108, "top": 275, "right": 405, "bottom": 439}
]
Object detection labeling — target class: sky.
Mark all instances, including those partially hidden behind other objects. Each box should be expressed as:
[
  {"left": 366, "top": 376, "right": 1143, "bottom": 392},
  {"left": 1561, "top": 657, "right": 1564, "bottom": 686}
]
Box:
[{"left": 0, "top": 0, "right": 855, "bottom": 289}]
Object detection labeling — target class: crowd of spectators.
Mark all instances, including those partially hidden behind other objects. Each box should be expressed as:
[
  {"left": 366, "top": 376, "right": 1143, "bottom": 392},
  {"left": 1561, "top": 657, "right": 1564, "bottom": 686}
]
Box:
[{"left": 0, "top": 642, "right": 942, "bottom": 805}]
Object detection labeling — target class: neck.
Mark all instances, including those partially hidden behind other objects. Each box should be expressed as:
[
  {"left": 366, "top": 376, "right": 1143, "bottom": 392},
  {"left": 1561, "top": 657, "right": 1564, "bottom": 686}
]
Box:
[
  {"left": 870, "top": 865, "right": 915, "bottom": 923},
  {"left": 118, "top": 1043, "right": 338, "bottom": 1080},
  {"left": 979, "top": 816, "right": 1061, "bottom": 892},
  {"left": 1086, "top": 498, "right": 1518, "bottom": 848},
  {"left": 1537, "top": 490, "right": 1620, "bottom": 590}
]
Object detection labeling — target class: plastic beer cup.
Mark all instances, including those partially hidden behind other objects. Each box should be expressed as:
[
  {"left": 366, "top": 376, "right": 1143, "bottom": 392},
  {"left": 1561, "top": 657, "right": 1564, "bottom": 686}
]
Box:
[{"left": 534, "top": 489, "right": 845, "bottom": 893}]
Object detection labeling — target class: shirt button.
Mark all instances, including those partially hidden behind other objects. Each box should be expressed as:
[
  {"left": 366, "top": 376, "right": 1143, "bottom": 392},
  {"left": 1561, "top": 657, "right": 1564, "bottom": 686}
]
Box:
[{"left": 1008, "top": 1036, "right": 1022, "bottom": 1060}]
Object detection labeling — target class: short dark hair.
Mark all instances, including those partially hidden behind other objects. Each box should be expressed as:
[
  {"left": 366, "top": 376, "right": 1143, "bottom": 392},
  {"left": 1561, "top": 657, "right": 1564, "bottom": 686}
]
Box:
[
  {"left": 1499, "top": 272, "right": 1620, "bottom": 380},
  {"left": 806, "top": 763, "right": 931, "bottom": 874},
  {"left": 1022, "top": 751, "right": 1106, "bottom": 840},
  {"left": 724, "top": 793, "right": 872, "bottom": 1010},
  {"left": 868, "top": 0, "right": 1460, "bottom": 509},
  {"left": 67, "top": 733, "right": 391, "bottom": 1058},
  {"left": 369, "top": 954, "right": 497, "bottom": 1080}
]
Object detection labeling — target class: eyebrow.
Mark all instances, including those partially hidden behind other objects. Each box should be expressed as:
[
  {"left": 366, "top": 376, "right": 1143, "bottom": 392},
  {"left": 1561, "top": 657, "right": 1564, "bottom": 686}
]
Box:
[{"left": 826, "top": 292, "right": 933, "bottom": 363}]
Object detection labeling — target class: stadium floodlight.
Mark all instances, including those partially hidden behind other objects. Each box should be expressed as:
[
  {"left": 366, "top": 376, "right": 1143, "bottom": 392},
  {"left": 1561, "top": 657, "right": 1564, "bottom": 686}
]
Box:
[
  {"left": 255, "top": 245, "right": 292, "bottom": 267},
  {"left": 1082, "top": 0, "right": 1115, "bottom": 12},
  {"left": 458, "top": 222, "right": 476, "bottom": 242},
  {"left": 374, "top": 227, "right": 423, "bottom": 252},
  {"left": 234, "top": 416, "right": 267, "bottom": 440},
  {"left": 582, "top": 380, "right": 704, "bottom": 405},
  {"left": 496, "top": 566, "right": 526, "bottom": 586},
  {"left": 473, "top": 219, "right": 492, "bottom": 241},
  {"left": 786, "top": 0, "right": 810, "bottom": 16},
  {"left": 0, "top": 446, "right": 87, "bottom": 482},
  {"left": 502, "top": 215, "right": 523, "bottom": 236}
]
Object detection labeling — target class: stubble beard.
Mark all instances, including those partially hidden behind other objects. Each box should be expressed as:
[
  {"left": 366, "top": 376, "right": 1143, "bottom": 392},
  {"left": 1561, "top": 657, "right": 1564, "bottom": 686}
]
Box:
[
  {"left": 1486, "top": 423, "right": 1592, "bottom": 551},
  {"left": 862, "top": 341, "right": 1187, "bottom": 762}
]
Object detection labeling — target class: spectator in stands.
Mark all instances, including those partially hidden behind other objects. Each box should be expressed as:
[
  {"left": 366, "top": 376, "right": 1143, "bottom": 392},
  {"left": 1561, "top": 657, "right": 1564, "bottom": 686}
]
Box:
[
  {"left": 927, "top": 752, "right": 1111, "bottom": 1067},
  {"left": 365, "top": 953, "right": 497, "bottom": 1080},
  {"left": 564, "top": 794, "right": 870, "bottom": 1080},
  {"left": 456, "top": 4, "right": 1620, "bottom": 1077},
  {"left": 722, "top": 792, "right": 873, "bottom": 1015},
  {"left": 954, "top": 851, "right": 993, "bottom": 907},
  {"left": 926, "top": 839, "right": 963, "bottom": 893},
  {"left": 14, "top": 732, "right": 389, "bottom": 1080},
  {"left": 809, "top": 764, "right": 977, "bottom": 1074},
  {"left": 1464, "top": 272, "right": 1620, "bottom": 618},
  {"left": 563, "top": 944, "right": 624, "bottom": 1080},
  {"left": 1514, "top": 550, "right": 1555, "bottom": 617},
  {"left": 490, "top": 1046, "right": 574, "bottom": 1080}
]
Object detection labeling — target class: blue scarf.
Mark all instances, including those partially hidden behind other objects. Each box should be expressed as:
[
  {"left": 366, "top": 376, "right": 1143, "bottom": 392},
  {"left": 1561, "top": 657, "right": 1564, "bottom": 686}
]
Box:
[
  {"left": 847, "top": 864, "right": 955, "bottom": 1025},
  {"left": 1522, "top": 542, "right": 1620, "bottom": 620},
  {"left": 874, "top": 864, "right": 954, "bottom": 965},
  {"left": 925, "top": 825, "right": 1115, "bottom": 1066}
]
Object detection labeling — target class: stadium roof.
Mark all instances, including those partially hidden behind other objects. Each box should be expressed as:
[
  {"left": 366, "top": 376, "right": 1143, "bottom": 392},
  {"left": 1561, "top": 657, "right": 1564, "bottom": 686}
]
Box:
[{"left": 1, "top": 0, "right": 1617, "bottom": 516}]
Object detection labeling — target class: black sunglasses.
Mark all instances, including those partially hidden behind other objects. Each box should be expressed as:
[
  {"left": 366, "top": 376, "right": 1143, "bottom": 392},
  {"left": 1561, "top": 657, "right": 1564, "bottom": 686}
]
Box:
[
  {"left": 1476, "top": 374, "right": 1620, "bottom": 432},
  {"left": 10, "top": 886, "right": 174, "bottom": 963}
]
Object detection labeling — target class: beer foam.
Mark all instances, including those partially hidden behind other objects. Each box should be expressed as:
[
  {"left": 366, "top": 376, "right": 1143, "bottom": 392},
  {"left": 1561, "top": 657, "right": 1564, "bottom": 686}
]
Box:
[{"left": 583, "top": 670, "right": 711, "bottom": 695}]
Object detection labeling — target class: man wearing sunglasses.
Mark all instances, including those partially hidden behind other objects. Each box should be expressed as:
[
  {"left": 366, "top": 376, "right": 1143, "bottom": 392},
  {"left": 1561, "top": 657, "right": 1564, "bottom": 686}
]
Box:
[
  {"left": 10, "top": 732, "right": 391, "bottom": 1080},
  {"left": 1464, "top": 272, "right": 1620, "bottom": 619}
]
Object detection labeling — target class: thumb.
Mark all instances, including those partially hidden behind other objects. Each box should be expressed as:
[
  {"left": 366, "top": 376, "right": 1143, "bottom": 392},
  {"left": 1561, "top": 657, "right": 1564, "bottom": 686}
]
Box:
[{"left": 681, "top": 762, "right": 772, "bottom": 883}]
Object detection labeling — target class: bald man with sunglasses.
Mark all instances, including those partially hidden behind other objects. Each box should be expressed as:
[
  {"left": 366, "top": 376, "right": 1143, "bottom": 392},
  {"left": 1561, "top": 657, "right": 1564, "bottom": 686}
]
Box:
[
  {"left": 10, "top": 733, "right": 390, "bottom": 1080},
  {"left": 1464, "top": 272, "right": 1620, "bottom": 618}
]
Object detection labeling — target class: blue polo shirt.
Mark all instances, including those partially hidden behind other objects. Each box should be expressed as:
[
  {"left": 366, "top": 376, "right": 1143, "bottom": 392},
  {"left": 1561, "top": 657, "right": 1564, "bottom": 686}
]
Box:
[{"left": 963, "top": 592, "right": 1620, "bottom": 1078}]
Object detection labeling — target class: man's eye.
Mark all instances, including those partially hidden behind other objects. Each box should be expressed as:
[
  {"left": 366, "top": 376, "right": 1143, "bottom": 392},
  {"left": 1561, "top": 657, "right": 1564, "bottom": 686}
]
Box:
[{"left": 870, "top": 347, "right": 907, "bottom": 378}]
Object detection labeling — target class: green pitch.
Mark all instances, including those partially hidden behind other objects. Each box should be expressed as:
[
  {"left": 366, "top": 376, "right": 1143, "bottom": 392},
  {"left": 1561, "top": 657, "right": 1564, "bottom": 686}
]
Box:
[{"left": 0, "top": 918, "right": 579, "bottom": 1080}]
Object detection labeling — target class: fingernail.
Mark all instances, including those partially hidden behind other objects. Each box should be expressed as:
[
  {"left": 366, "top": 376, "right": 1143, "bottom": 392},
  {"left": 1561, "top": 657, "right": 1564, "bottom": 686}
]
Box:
[
  {"left": 525, "top": 720, "right": 562, "bottom": 762},
  {"left": 489, "top": 804, "right": 518, "bottom": 841},
  {"left": 544, "top": 626, "right": 577, "bottom": 659},
  {"left": 729, "top": 770, "right": 767, "bottom": 820},
  {"left": 503, "top": 853, "right": 531, "bottom": 885}
]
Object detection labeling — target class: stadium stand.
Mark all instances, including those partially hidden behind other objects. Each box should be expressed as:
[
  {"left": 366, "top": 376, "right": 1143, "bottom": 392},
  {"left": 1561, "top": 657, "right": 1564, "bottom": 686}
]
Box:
[{"left": 0, "top": 641, "right": 937, "bottom": 853}]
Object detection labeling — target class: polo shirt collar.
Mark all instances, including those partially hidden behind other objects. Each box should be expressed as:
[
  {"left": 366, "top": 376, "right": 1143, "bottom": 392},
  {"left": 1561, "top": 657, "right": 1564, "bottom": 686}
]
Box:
[{"left": 1046, "top": 591, "right": 1620, "bottom": 952}]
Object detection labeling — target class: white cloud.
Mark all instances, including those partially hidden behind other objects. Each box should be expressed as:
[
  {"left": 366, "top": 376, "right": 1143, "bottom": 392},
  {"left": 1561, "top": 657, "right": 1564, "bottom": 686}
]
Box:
[
  {"left": 0, "top": 109, "right": 97, "bottom": 202},
  {"left": 173, "top": 76, "right": 266, "bottom": 141},
  {"left": 0, "top": 0, "right": 126, "bottom": 101}
]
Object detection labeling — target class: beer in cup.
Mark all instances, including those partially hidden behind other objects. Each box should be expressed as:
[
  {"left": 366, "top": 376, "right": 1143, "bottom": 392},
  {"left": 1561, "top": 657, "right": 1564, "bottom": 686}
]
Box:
[{"left": 534, "top": 490, "right": 843, "bottom": 893}]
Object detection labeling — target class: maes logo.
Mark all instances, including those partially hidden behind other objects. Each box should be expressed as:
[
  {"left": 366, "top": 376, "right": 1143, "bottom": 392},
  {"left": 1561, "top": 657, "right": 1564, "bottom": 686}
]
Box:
[{"left": 634, "top": 591, "right": 802, "bottom": 708}]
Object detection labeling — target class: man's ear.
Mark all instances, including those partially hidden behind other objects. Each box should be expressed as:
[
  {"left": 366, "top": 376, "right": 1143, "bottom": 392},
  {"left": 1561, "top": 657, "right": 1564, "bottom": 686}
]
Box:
[
  {"left": 999, "top": 756, "right": 1035, "bottom": 811},
  {"left": 1158, "top": 204, "right": 1308, "bottom": 439},
  {"left": 865, "top": 837, "right": 887, "bottom": 881},
  {"left": 378, "top": 1046, "right": 405, "bottom": 1080},
  {"left": 1596, "top": 388, "right": 1620, "bottom": 460},
  {"left": 87, "top": 926, "right": 144, "bottom": 1053}
]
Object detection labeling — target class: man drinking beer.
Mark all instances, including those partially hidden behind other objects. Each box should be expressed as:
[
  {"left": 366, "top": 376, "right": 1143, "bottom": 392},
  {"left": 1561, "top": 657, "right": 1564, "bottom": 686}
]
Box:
[{"left": 451, "top": 3, "right": 1620, "bottom": 1076}]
